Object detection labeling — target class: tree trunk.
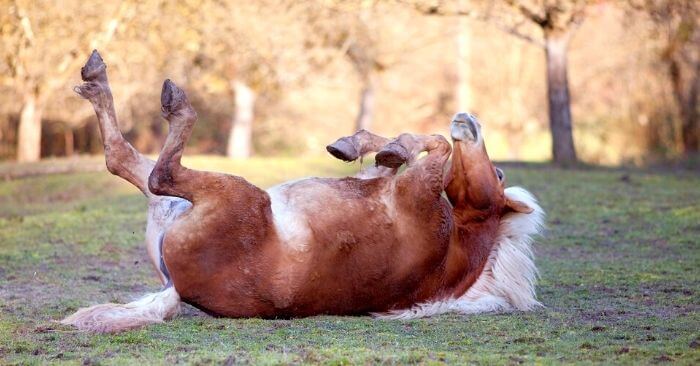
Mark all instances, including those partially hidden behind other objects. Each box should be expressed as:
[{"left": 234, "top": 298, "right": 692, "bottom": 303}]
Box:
[
  {"left": 64, "top": 127, "right": 74, "bottom": 157},
  {"left": 355, "top": 78, "right": 375, "bottom": 132},
  {"left": 681, "top": 115, "right": 699, "bottom": 154},
  {"left": 669, "top": 58, "right": 700, "bottom": 154},
  {"left": 544, "top": 33, "right": 577, "bottom": 164},
  {"left": 680, "top": 81, "right": 699, "bottom": 154},
  {"left": 227, "top": 80, "right": 255, "bottom": 159},
  {"left": 17, "top": 93, "right": 43, "bottom": 162}
]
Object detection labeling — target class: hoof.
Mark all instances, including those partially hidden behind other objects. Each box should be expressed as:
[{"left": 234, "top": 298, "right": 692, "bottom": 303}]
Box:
[
  {"left": 160, "top": 79, "right": 191, "bottom": 118},
  {"left": 326, "top": 137, "right": 359, "bottom": 162},
  {"left": 376, "top": 142, "right": 410, "bottom": 169},
  {"left": 80, "top": 50, "right": 107, "bottom": 82},
  {"left": 450, "top": 112, "right": 481, "bottom": 142}
]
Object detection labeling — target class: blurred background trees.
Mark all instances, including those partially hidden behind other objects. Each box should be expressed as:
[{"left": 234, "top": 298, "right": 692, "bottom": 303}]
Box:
[
  {"left": 630, "top": 0, "right": 699, "bottom": 156},
  {"left": 416, "top": 0, "right": 593, "bottom": 164},
  {"left": 1, "top": 0, "right": 133, "bottom": 162},
  {"left": 0, "top": 0, "right": 698, "bottom": 165}
]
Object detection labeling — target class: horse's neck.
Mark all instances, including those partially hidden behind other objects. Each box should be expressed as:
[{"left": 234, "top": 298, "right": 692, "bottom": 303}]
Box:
[{"left": 441, "top": 215, "right": 502, "bottom": 298}]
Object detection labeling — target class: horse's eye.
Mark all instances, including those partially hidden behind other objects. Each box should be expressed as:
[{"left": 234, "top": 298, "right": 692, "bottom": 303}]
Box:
[{"left": 495, "top": 167, "right": 504, "bottom": 182}]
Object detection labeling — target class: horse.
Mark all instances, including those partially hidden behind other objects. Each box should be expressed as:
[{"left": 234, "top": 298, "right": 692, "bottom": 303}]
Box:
[{"left": 61, "top": 51, "right": 544, "bottom": 333}]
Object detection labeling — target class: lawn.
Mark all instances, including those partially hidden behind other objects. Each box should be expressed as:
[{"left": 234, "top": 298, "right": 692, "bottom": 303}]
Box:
[{"left": 0, "top": 156, "right": 698, "bottom": 365}]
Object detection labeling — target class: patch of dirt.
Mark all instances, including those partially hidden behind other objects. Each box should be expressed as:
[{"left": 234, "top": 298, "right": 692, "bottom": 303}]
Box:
[
  {"left": 653, "top": 354, "right": 674, "bottom": 363},
  {"left": 180, "top": 303, "right": 208, "bottom": 318},
  {"left": 80, "top": 275, "right": 101, "bottom": 282},
  {"left": 551, "top": 282, "right": 698, "bottom": 328},
  {"left": 510, "top": 336, "right": 545, "bottom": 344}
]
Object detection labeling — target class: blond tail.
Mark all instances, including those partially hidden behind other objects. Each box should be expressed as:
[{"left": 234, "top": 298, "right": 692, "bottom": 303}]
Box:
[{"left": 60, "top": 286, "right": 180, "bottom": 333}]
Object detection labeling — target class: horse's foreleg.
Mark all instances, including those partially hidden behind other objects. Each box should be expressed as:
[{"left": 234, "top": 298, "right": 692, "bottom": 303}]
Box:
[
  {"left": 388, "top": 133, "right": 452, "bottom": 201},
  {"left": 326, "top": 129, "right": 390, "bottom": 162},
  {"left": 376, "top": 133, "right": 451, "bottom": 170},
  {"left": 327, "top": 129, "right": 441, "bottom": 179},
  {"left": 326, "top": 130, "right": 400, "bottom": 178},
  {"left": 74, "top": 50, "right": 155, "bottom": 197}
]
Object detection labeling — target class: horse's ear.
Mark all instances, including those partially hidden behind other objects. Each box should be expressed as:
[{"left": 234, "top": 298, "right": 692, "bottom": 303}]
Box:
[{"left": 505, "top": 198, "right": 534, "bottom": 214}]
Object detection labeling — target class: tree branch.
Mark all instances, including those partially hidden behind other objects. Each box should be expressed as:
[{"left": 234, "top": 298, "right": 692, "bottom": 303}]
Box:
[
  {"left": 485, "top": 16, "right": 546, "bottom": 47},
  {"left": 14, "top": 1, "right": 35, "bottom": 45},
  {"left": 404, "top": 1, "right": 545, "bottom": 47},
  {"left": 46, "top": 1, "right": 132, "bottom": 99},
  {"left": 502, "top": 0, "right": 547, "bottom": 26}
]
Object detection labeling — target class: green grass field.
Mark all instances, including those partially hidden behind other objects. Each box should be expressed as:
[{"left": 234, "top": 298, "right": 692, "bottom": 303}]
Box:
[{"left": 0, "top": 156, "right": 698, "bottom": 365}]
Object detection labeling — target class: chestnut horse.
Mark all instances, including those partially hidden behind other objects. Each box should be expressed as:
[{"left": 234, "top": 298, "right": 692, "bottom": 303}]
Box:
[{"left": 61, "top": 51, "right": 544, "bottom": 332}]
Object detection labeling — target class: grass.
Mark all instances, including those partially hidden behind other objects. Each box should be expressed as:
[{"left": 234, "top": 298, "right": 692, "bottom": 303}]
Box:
[{"left": 0, "top": 156, "right": 698, "bottom": 365}]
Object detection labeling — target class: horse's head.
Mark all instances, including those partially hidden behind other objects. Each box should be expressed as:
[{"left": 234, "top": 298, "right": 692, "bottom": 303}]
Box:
[{"left": 445, "top": 113, "right": 533, "bottom": 221}]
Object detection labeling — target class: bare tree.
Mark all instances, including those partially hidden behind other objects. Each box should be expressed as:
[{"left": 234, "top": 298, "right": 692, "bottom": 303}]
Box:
[
  {"left": 304, "top": 1, "right": 386, "bottom": 133},
  {"left": 173, "top": 1, "right": 315, "bottom": 159},
  {"left": 228, "top": 80, "right": 256, "bottom": 158},
  {"left": 346, "top": 38, "right": 384, "bottom": 132},
  {"left": 412, "top": 0, "right": 591, "bottom": 164},
  {"left": 0, "top": 0, "right": 130, "bottom": 162}
]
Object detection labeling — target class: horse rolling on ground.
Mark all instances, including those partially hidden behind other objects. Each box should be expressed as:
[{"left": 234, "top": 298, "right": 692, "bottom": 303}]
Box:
[{"left": 61, "top": 50, "right": 545, "bottom": 333}]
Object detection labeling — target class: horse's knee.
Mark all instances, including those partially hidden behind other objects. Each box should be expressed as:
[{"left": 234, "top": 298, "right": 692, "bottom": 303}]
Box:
[{"left": 428, "top": 134, "right": 451, "bottom": 156}]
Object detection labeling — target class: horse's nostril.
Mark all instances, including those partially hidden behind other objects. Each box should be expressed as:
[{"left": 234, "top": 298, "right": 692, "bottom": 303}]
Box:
[
  {"left": 467, "top": 120, "right": 478, "bottom": 139},
  {"left": 450, "top": 112, "right": 481, "bottom": 142}
]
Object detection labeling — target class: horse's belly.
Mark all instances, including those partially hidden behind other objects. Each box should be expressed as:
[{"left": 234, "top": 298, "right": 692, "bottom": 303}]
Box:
[
  {"left": 265, "top": 179, "right": 452, "bottom": 315},
  {"left": 168, "top": 177, "right": 451, "bottom": 317}
]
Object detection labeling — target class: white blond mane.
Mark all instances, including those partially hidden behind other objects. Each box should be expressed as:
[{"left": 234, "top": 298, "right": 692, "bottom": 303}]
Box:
[{"left": 375, "top": 186, "right": 545, "bottom": 320}]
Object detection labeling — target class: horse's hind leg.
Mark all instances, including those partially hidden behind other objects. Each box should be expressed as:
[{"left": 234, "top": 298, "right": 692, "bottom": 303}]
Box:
[
  {"left": 62, "top": 78, "right": 205, "bottom": 333},
  {"left": 74, "top": 50, "right": 155, "bottom": 197},
  {"left": 75, "top": 50, "right": 175, "bottom": 284},
  {"left": 147, "top": 80, "right": 213, "bottom": 202},
  {"left": 62, "top": 53, "right": 184, "bottom": 333}
]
